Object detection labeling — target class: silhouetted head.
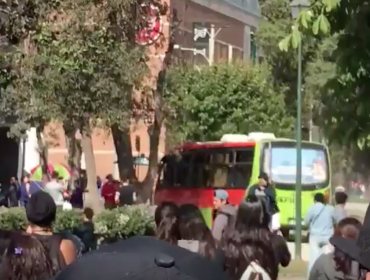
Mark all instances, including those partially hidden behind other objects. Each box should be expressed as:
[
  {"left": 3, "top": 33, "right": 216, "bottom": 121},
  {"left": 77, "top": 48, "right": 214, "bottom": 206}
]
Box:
[{"left": 154, "top": 202, "right": 179, "bottom": 244}]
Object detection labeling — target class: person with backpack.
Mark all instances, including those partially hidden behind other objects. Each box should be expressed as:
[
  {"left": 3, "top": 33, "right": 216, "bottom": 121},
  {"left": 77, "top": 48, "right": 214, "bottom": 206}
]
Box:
[
  {"left": 212, "top": 189, "right": 236, "bottom": 241},
  {"left": 25, "top": 191, "right": 77, "bottom": 274},
  {"left": 248, "top": 173, "right": 278, "bottom": 217}
]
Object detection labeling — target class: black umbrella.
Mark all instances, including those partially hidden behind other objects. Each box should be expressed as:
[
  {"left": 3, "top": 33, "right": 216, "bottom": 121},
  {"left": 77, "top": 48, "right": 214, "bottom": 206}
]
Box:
[{"left": 94, "top": 236, "right": 231, "bottom": 280}]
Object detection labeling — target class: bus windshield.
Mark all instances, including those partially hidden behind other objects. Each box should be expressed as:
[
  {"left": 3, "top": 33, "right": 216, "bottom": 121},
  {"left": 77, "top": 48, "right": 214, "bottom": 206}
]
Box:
[
  {"left": 160, "top": 147, "right": 254, "bottom": 189},
  {"left": 267, "top": 143, "right": 329, "bottom": 187}
]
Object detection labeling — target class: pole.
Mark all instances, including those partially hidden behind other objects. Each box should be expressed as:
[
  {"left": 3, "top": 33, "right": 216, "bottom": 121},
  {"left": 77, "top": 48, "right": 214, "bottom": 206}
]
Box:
[
  {"left": 208, "top": 24, "right": 215, "bottom": 65},
  {"left": 295, "top": 40, "right": 302, "bottom": 260}
]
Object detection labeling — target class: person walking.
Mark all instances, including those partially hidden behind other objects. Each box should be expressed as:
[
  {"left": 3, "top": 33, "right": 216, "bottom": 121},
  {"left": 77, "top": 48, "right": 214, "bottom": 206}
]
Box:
[
  {"left": 212, "top": 189, "right": 236, "bottom": 241},
  {"left": 333, "top": 191, "right": 348, "bottom": 223},
  {"left": 8, "top": 177, "right": 20, "bottom": 207},
  {"left": 101, "top": 174, "right": 117, "bottom": 209},
  {"left": 304, "top": 193, "right": 336, "bottom": 275},
  {"left": 248, "top": 172, "right": 278, "bottom": 217},
  {"left": 19, "top": 174, "right": 43, "bottom": 207},
  {"left": 44, "top": 171, "right": 65, "bottom": 207}
]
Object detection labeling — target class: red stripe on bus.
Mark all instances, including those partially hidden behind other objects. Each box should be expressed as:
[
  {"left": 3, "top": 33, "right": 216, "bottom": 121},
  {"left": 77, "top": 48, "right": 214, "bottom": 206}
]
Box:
[{"left": 155, "top": 188, "right": 246, "bottom": 208}]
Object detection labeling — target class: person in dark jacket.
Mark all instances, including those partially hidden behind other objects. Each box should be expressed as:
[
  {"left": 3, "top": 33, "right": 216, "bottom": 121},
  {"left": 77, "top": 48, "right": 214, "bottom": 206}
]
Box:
[
  {"left": 73, "top": 208, "right": 95, "bottom": 253},
  {"left": 8, "top": 177, "right": 20, "bottom": 207},
  {"left": 248, "top": 172, "right": 278, "bottom": 216}
]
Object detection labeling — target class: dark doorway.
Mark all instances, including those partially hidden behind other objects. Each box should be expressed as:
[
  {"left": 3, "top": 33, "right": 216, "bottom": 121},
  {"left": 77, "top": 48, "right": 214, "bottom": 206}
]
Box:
[{"left": 0, "top": 127, "right": 19, "bottom": 185}]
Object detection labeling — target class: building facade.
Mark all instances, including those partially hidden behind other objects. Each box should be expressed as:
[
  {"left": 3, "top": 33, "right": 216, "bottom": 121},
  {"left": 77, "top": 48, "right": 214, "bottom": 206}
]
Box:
[{"left": 172, "top": 0, "right": 260, "bottom": 64}]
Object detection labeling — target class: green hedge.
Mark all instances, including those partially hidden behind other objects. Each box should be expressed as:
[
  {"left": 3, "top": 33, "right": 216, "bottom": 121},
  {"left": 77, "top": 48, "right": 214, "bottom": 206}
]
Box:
[{"left": 0, "top": 205, "right": 155, "bottom": 243}]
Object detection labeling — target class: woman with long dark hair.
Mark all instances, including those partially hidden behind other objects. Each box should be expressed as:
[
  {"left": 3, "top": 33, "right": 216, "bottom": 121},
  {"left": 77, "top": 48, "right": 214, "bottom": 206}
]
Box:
[
  {"left": 222, "top": 195, "right": 278, "bottom": 280},
  {"left": 309, "top": 217, "right": 362, "bottom": 280},
  {"left": 0, "top": 232, "right": 54, "bottom": 280},
  {"left": 154, "top": 201, "right": 179, "bottom": 244},
  {"left": 178, "top": 204, "right": 218, "bottom": 261}
]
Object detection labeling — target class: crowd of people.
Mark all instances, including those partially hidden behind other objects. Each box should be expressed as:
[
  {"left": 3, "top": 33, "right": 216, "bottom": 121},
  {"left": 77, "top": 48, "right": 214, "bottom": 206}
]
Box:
[
  {"left": 0, "top": 170, "right": 369, "bottom": 280},
  {"left": 0, "top": 172, "right": 136, "bottom": 209}
]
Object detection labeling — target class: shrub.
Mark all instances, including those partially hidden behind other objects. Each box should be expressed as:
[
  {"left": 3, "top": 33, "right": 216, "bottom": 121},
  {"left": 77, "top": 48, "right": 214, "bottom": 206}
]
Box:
[
  {"left": 0, "top": 205, "right": 155, "bottom": 244},
  {"left": 94, "top": 205, "right": 155, "bottom": 244}
]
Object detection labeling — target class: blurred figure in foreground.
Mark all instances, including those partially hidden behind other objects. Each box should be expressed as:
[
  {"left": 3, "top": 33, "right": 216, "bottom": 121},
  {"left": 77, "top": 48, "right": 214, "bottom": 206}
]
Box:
[
  {"left": 178, "top": 204, "right": 220, "bottom": 263},
  {"left": 222, "top": 195, "right": 280, "bottom": 280},
  {"left": 154, "top": 202, "right": 179, "bottom": 244},
  {"left": 0, "top": 233, "right": 54, "bottom": 280},
  {"left": 25, "top": 191, "right": 77, "bottom": 271},
  {"left": 309, "top": 217, "right": 362, "bottom": 280}
]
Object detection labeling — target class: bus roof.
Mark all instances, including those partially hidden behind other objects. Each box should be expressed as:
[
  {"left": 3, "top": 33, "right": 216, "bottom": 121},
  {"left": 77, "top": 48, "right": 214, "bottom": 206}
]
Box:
[{"left": 180, "top": 138, "right": 325, "bottom": 151}]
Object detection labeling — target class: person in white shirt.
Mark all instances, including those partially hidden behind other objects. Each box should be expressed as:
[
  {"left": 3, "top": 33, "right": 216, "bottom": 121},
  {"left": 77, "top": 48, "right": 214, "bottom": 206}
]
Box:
[{"left": 44, "top": 171, "right": 65, "bottom": 206}]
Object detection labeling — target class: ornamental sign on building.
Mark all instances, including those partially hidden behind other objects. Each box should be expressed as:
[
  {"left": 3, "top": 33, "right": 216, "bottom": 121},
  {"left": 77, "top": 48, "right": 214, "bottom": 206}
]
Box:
[{"left": 135, "top": 3, "right": 163, "bottom": 46}]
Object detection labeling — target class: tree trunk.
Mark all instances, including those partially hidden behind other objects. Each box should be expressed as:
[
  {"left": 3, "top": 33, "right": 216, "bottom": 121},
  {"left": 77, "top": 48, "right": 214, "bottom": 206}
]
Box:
[
  {"left": 63, "top": 121, "right": 82, "bottom": 189},
  {"left": 138, "top": 120, "right": 161, "bottom": 203},
  {"left": 79, "top": 122, "right": 103, "bottom": 214},
  {"left": 111, "top": 124, "right": 135, "bottom": 181},
  {"left": 36, "top": 125, "right": 49, "bottom": 178}
]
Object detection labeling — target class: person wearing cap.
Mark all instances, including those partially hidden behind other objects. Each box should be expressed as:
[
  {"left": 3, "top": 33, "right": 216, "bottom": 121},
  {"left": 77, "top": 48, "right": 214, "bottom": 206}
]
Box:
[
  {"left": 328, "top": 203, "right": 370, "bottom": 280},
  {"left": 248, "top": 172, "right": 278, "bottom": 216},
  {"left": 25, "top": 191, "right": 77, "bottom": 272},
  {"left": 212, "top": 189, "right": 236, "bottom": 241}
]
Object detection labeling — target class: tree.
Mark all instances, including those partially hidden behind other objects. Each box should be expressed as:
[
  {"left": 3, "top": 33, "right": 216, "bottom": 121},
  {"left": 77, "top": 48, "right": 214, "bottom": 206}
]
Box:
[
  {"left": 256, "top": 0, "right": 337, "bottom": 138},
  {"left": 278, "top": 0, "right": 370, "bottom": 145},
  {"left": 1, "top": 0, "right": 148, "bottom": 212},
  {"left": 164, "top": 63, "right": 294, "bottom": 142},
  {"left": 278, "top": 0, "right": 370, "bottom": 180}
]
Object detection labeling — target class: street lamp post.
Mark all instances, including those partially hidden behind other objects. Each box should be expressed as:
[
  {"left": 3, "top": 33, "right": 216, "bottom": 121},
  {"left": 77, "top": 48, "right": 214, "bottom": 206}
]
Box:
[{"left": 290, "top": 0, "right": 310, "bottom": 260}]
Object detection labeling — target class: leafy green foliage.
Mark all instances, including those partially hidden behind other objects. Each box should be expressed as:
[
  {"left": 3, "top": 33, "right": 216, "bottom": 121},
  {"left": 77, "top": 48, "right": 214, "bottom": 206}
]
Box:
[
  {"left": 1, "top": 0, "right": 148, "bottom": 130},
  {"left": 278, "top": 0, "right": 339, "bottom": 51},
  {"left": 256, "top": 0, "right": 336, "bottom": 132},
  {"left": 164, "top": 63, "right": 294, "bottom": 142},
  {"left": 320, "top": 0, "right": 370, "bottom": 146},
  {"left": 0, "top": 205, "right": 155, "bottom": 243},
  {"left": 0, "top": 208, "right": 81, "bottom": 231},
  {"left": 94, "top": 205, "right": 155, "bottom": 243}
]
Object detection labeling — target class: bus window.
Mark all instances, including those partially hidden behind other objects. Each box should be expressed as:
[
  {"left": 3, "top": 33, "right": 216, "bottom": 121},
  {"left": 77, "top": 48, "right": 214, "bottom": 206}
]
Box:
[
  {"left": 161, "top": 155, "right": 177, "bottom": 187},
  {"left": 232, "top": 149, "right": 254, "bottom": 188},
  {"left": 267, "top": 142, "right": 330, "bottom": 190},
  {"left": 175, "top": 153, "right": 192, "bottom": 187},
  {"left": 191, "top": 151, "right": 210, "bottom": 187},
  {"left": 211, "top": 150, "right": 233, "bottom": 164},
  {"left": 236, "top": 150, "right": 254, "bottom": 163},
  {"left": 208, "top": 150, "right": 233, "bottom": 188}
]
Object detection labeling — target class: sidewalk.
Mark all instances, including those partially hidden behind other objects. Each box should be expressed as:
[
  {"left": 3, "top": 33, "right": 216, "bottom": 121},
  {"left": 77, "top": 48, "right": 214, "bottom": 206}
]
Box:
[{"left": 287, "top": 242, "right": 309, "bottom": 261}]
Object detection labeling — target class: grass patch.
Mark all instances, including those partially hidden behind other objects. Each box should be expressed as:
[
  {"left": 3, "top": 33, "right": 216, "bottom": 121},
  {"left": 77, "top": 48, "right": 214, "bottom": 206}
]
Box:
[{"left": 280, "top": 259, "right": 307, "bottom": 276}]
